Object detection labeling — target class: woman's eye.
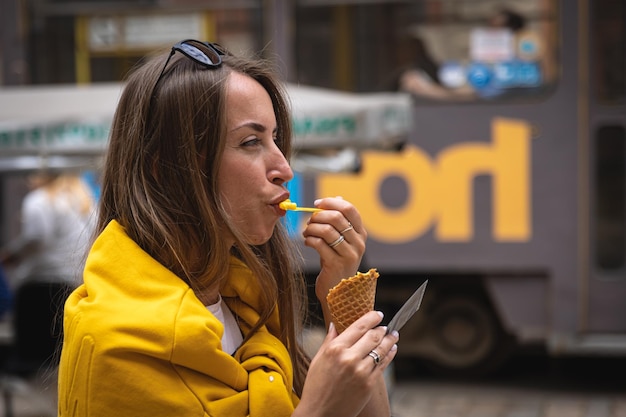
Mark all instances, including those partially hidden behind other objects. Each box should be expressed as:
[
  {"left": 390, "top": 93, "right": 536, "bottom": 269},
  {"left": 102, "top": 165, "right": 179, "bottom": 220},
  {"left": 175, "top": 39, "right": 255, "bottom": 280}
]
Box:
[{"left": 242, "top": 137, "right": 261, "bottom": 147}]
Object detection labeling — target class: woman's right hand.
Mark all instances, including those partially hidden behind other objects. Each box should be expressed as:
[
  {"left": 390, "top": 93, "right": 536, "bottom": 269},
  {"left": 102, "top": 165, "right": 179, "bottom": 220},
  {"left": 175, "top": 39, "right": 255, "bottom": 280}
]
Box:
[{"left": 293, "top": 311, "right": 399, "bottom": 417}]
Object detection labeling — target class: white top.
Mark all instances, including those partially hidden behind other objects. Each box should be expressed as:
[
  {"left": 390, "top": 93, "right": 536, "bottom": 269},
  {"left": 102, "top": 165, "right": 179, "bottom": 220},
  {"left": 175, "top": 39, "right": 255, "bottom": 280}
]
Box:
[
  {"left": 7, "top": 184, "right": 95, "bottom": 286},
  {"left": 207, "top": 295, "right": 243, "bottom": 355}
]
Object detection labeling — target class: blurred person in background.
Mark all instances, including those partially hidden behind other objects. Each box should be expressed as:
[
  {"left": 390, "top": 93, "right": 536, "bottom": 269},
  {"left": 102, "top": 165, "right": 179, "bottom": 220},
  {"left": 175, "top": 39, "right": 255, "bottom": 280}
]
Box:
[{"left": 0, "top": 171, "right": 96, "bottom": 373}]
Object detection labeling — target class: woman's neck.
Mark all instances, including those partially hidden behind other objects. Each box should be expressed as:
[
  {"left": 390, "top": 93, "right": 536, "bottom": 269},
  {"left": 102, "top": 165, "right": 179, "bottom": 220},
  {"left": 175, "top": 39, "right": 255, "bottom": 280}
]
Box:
[{"left": 196, "top": 286, "right": 221, "bottom": 306}]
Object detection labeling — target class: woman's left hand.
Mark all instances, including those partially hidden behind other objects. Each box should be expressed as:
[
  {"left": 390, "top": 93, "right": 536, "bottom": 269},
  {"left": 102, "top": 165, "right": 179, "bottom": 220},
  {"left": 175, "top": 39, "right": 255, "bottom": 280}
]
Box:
[{"left": 301, "top": 196, "right": 367, "bottom": 303}]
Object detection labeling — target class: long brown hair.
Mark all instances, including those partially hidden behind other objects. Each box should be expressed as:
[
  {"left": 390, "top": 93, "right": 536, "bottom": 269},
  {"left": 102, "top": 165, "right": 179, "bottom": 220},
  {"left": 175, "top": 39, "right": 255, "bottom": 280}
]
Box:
[{"left": 98, "top": 43, "right": 310, "bottom": 394}]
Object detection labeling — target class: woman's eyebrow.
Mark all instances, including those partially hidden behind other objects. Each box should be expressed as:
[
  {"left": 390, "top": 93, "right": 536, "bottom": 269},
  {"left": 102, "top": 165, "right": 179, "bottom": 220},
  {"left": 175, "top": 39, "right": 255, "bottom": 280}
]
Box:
[{"left": 230, "top": 122, "right": 277, "bottom": 134}]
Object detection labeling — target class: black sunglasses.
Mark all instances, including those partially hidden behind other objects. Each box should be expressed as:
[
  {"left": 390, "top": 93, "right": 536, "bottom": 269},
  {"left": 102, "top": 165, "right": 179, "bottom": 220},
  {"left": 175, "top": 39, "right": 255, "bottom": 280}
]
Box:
[{"left": 154, "top": 39, "right": 227, "bottom": 89}]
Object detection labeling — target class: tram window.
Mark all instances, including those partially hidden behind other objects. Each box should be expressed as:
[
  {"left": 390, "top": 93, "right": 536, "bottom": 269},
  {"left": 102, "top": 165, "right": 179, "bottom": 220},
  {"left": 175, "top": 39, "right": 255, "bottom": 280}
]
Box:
[
  {"left": 394, "top": 1, "right": 558, "bottom": 102},
  {"left": 592, "top": 0, "right": 626, "bottom": 104},
  {"left": 594, "top": 126, "right": 626, "bottom": 270},
  {"left": 295, "top": 0, "right": 558, "bottom": 101}
]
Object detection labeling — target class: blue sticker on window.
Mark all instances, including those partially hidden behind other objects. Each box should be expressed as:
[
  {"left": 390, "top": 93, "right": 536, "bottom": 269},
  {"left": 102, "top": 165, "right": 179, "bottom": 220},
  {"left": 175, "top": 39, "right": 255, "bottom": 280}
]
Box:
[{"left": 467, "top": 62, "right": 493, "bottom": 90}]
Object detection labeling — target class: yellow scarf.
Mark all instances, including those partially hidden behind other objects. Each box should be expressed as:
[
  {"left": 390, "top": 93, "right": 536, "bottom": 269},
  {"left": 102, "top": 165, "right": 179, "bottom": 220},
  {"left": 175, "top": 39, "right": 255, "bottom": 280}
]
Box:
[{"left": 58, "top": 220, "right": 299, "bottom": 417}]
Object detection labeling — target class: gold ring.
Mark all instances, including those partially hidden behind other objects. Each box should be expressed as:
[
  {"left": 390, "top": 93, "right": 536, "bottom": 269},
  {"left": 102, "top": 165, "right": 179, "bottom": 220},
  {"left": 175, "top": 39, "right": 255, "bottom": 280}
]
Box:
[
  {"left": 328, "top": 235, "right": 345, "bottom": 248},
  {"left": 339, "top": 223, "right": 353, "bottom": 234}
]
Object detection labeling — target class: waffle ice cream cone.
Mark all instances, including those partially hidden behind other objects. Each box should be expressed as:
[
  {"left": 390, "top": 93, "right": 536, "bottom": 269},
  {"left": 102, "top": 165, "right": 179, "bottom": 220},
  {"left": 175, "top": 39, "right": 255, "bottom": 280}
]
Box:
[{"left": 326, "top": 268, "right": 379, "bottom": 333}]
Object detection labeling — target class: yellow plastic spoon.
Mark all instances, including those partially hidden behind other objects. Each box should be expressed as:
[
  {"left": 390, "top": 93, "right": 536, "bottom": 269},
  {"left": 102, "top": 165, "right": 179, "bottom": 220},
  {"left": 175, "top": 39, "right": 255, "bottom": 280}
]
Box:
[{"left": 279, "top": 199, "right": 322, "bottom": 213}]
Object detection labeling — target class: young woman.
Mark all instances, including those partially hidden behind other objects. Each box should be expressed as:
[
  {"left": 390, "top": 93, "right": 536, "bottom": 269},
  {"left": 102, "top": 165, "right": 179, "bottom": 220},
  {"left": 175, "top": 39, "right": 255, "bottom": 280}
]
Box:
[{"left": 58, "top": 40, "right": 399, "bottom": 417}]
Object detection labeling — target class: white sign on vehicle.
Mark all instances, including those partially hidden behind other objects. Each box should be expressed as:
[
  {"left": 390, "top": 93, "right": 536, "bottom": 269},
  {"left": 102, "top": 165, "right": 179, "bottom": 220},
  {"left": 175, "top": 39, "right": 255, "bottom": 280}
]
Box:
[{"left": 470, "top": 28, "right": 515, "bottom": 62}]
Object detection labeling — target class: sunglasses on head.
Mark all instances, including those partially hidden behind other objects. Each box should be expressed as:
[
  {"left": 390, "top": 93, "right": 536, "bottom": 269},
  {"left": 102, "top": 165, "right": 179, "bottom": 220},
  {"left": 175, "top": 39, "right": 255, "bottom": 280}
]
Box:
[{"left": 154, "top": 39, "right": 227, "bottom": 89}]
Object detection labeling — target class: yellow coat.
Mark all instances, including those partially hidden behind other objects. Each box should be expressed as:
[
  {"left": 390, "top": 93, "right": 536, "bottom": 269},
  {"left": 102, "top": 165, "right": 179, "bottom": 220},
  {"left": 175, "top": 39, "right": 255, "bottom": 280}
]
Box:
[{"left": 58, "top": 220, "right": 299, "bottom": 416}]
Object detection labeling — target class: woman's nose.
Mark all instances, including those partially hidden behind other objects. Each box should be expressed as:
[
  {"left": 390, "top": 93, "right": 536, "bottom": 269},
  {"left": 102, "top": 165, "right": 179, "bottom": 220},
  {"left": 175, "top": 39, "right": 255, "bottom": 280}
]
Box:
[{"left": 268, "top": 148, "right": 294, "bottom": 185}]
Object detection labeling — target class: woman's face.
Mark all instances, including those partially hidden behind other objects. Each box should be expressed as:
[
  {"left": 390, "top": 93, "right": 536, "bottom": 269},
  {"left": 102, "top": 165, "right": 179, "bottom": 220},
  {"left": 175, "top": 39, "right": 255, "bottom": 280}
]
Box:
[{"left": 218, "top": 71, "right": 293, "bottom": 245}]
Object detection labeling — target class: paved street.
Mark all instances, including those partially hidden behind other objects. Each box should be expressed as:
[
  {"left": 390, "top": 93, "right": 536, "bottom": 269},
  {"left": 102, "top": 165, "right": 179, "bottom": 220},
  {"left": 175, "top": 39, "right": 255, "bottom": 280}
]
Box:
[
  {"left": 390, "top": 353, "right": 626, "bottom": 417},
  {"left": 391, "top": 378, "right": 626, "bottom": 417},
  {"left": 1, "top": 334, "right": 625, "bottom": 417},
  {"left": 0, "top": 370, "right": 57, "bottom": 417}
]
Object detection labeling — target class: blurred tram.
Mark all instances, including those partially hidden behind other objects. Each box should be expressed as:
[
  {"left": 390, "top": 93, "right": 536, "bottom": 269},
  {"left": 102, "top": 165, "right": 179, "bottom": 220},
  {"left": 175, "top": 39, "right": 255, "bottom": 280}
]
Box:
[
  {"left": 294, "top": 0, "right": 626, "bottom": 375},
  {"left": 0, "top": 0, "right": 624, "bottom": 377}
]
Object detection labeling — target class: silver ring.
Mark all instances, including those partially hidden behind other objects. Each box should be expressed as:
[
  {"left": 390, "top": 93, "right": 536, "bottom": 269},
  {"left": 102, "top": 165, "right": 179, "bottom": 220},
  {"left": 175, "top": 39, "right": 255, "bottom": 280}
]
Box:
[
  {"left": 328, "top": 235, "right": 345, "bottom": 248},
  {"left": 339, "top": 223, "right": 354, "bottom": 234},
  {"left": 368, "top": 350, "right": 381, "bottom": 365}
]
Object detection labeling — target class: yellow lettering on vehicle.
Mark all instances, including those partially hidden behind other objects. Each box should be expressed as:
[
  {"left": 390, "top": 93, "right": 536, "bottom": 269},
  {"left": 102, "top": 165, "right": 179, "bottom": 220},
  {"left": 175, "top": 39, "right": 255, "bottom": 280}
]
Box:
[{"left": 317, "top": 118, "right": 532, "bottom": 243}]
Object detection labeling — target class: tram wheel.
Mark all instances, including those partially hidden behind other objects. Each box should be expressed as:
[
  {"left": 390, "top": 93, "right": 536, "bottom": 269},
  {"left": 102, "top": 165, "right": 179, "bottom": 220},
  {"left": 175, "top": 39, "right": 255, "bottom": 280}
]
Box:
[{"left": 422, "top": 295, "right": 513, "bottom": 377}]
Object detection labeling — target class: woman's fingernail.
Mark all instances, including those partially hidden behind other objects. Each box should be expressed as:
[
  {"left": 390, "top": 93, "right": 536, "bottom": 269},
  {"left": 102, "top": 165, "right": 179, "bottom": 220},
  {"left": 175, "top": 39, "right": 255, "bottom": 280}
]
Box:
[
  {"left": 314, "top": 199, "right": 322, "bottom": 206},
  {"left": 392, "top": 330, "right": 400, "bottom": 338},
  {"left": 391, "top": 344, "right": 398, "bottom": 352},
  {"left": 377, "top": 311, "right": 384, "bottom": 319}
]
